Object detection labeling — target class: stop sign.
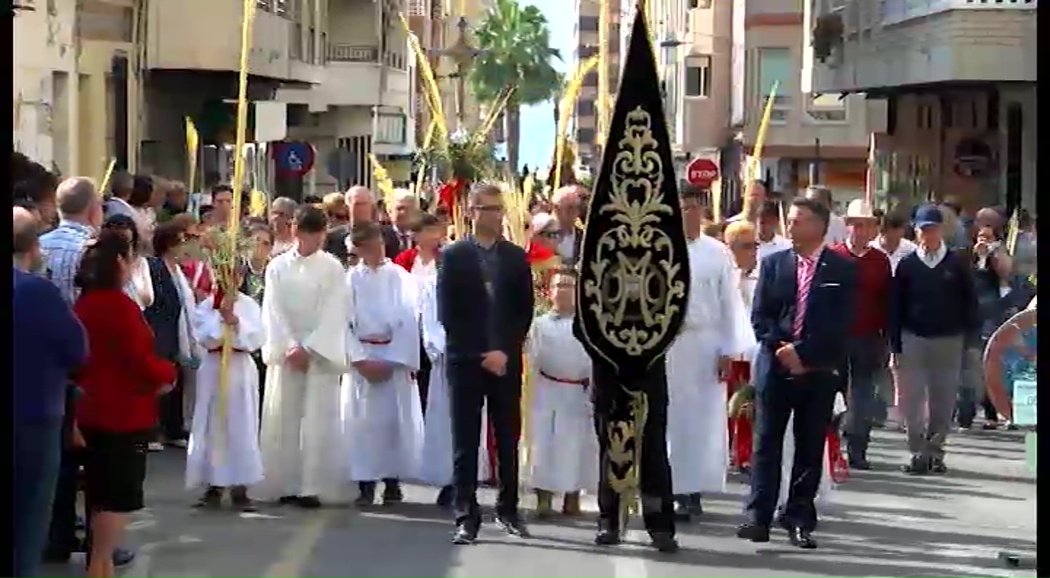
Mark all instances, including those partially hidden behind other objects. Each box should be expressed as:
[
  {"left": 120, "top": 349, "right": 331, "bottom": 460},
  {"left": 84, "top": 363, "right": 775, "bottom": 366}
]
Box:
[{"left": 686, "top": 157, "right": 720, "bottom": 187}]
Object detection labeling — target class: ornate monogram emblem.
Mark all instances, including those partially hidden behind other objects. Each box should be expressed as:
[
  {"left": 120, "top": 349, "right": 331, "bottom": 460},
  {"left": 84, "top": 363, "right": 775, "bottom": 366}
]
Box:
[{"left": 581, "top": 106, "right": 687, "bottom": 360}]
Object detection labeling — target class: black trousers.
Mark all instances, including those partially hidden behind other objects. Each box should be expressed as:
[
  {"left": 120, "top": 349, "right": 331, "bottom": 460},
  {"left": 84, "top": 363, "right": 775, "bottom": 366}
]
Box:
[
  {"left": 746, "top": 369, "right": 837, "bottom": 532},
  {"left": 448, "top": 356, "right": 522, "bottom": 526},
  {"left": 47, "top": 386, "right": 83, "bottom": 555},
  {"left": 591, "top": 360, "right": 675, "bottom": 536},
  {"left": 157, "top": 366, "right": 186, "bottom": 441},
  {"left": 417, "top": 339, "right": 432, "bottom": 415}
]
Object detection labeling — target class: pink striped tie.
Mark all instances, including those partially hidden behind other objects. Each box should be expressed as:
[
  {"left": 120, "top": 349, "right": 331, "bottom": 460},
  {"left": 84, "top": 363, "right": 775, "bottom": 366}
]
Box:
[{"left": 793, "top": 255, "right": 815, "bottom": 339}]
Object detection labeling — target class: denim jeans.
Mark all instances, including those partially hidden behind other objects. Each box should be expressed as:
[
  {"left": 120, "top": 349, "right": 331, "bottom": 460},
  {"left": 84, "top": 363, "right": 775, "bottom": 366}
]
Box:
[
  {"left": 956, "top": 346, "right": 987, "bottom": 426},
  {"left": 14, "top": 419, "right": 64, "bottom": 577},
  {"left": 840, "top": 334, "right": 886, "bottom": 458}
]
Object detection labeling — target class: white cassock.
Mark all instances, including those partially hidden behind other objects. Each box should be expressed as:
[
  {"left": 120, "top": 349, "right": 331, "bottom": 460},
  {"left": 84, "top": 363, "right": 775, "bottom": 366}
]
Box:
[
  {"left": 343, "top": 261, "right": 425, "bottom": 482},
  {"left": 525, "top": 312, "right": 598, "bottom": 493},
  {"left": 666, "top": 234, "right": 755, "bottom": 495},
  {"left": 416, "top": 276, "right": 490, "bottom": 486},
  {"left": 186, "top": 293, "right": 266, "bottom": 489},
  {"left": 257, "top": 249, "right": 352, "bottom": 503}
]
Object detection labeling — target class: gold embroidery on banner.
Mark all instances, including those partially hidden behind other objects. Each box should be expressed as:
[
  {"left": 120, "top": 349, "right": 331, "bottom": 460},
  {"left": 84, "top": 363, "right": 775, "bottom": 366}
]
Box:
[{"left": 583, "top": 106, "right": 686, "bottom": 357}]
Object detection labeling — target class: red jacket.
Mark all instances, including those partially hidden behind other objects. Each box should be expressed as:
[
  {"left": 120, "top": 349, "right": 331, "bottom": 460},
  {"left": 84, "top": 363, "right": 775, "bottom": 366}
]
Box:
[
  {"left": 74, "top": 289, "right": 178, "bottom": 432},
  {"left": 392, "top": 247, "right": 418, "bottom": 272},
  {"left": 829, "top": 242, "right": 892, "bottom": 337}
]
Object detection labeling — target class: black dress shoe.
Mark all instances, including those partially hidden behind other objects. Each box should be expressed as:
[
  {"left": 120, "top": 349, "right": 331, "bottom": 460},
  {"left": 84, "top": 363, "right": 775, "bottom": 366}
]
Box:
[
  {"left": 736, "top": 523, "right": 771, "bottom": 543},
  {"left": 355, "top": 482, "right": 376, "bottom": 507},
  {"left": 278, "top": 495, "right": 300, "bottom": 505},
  {"left": 381, "top": 480, "right": 404, "bottom": 506},
  {"left": 901, "top": 455, "right": 930, "bottom": 475},
  {"left": 494, "top": 514, "right": 531, "bottom": 538},
  {"left": 848, "top": 456, "right": 872, "bottom": 470},
  {"left": 929, "top": 457, "right": 948, "bottom": 474},
  {"left": 594, "top": 527, "right": 622, "bottom": 546},
  {"left": 435, "top": 485, "right": 454, "bottom": 509},
  {"left": 778, "top": 519, "right": 817, "bottom": 549},
  {"left": 649, "top": 531, "right": 679, "bottom": 553},
  {"left": 297, "top": 495, "right": 322, "bottom": 509},
  {"left": 42, "top": 547, "right": 72, "bottom": 563},
  {"left": 452, "top": 523, "right": 478, "bottom": 545}
]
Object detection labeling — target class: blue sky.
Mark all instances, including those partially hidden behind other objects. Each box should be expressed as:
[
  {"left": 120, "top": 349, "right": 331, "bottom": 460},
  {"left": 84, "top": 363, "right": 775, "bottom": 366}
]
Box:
[{"left": 514, "top": 0, "right": 575, "bottom": 172}]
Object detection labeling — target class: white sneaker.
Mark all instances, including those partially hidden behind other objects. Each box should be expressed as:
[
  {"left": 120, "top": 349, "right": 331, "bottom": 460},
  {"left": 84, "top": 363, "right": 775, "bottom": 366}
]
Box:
[
  {"left": 168, "top": 439, "right": 188, "bottom": 449},
  {"left": 147, "top": 442, "right": 165, "bottom": 452}
]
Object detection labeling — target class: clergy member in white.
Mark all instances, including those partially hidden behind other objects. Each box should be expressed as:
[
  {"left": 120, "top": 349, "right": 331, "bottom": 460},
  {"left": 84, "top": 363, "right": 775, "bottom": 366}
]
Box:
[
  {"left": 186, "top": 264, "right": 266, "bottom": 511},
  {"left": 666, "top": 187, "right": 754, "bottom": 520},
  {"left": 343, "top": 221, "right": 426, "bottom": 507},
  {"left": 416, "top": 275, "right": 491, "bottom": 508},
  {"left": 257, "top": 206, "right": 352, "bottom": 508},
  {"left": 525, "top": 268, "right": 597, "bottom": 518}
]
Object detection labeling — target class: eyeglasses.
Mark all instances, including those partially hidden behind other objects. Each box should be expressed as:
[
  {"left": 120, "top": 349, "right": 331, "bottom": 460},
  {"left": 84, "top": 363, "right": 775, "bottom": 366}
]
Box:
[
  {"left": 329, "top": 212, "right": 350, "bottom": 221},
  {"left": 472, "top": 204, "right": 504, "bottom": 213},
  {"left": 732, "top": 241, "right": 759, "bottom": 250},
  {"left": 539, "top": 230, "right": 560, "bottom": 238}
]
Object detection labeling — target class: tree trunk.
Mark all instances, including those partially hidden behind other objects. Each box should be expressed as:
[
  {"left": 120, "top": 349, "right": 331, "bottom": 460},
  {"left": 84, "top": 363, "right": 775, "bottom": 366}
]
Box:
[{"left": 506, "top": 101, "right": 521, "bottom": 174}]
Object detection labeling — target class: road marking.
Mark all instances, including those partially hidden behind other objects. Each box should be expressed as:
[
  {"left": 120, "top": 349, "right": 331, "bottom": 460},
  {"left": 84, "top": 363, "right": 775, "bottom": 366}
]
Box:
[{"left": 263, "top": 510, "right": 334, "bottom": 578}]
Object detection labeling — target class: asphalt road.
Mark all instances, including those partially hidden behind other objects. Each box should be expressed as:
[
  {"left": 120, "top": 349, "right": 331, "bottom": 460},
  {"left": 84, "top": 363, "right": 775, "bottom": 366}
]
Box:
[{"left": 43, "top": 428, "right": 1037, "bottom": 578}]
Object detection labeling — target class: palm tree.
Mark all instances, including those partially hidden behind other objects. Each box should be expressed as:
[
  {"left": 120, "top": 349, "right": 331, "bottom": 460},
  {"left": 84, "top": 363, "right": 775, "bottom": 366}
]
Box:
[{"left": 469, "top": 0, "right": 561, "bottom": 172}]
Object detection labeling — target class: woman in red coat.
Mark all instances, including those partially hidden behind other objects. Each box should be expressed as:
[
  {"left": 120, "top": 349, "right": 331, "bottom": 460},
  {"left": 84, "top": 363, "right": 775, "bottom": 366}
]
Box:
[{"left": 72, "top": 230, "right": 178, "bottom": 578}]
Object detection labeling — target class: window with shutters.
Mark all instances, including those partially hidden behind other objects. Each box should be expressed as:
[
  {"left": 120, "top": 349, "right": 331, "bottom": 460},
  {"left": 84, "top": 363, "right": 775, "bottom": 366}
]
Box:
[
  {"left": 275, "top": 0, "right": 288, "bottom": 16},
  {"left": 685, "top": 55, "right": 710, "bottom": 98},
  {"left": 757, "top": 47, "right": 792, "bottom": 124},
  {"left": 257, "top": 0, "right": 271, "bottom": 11}
]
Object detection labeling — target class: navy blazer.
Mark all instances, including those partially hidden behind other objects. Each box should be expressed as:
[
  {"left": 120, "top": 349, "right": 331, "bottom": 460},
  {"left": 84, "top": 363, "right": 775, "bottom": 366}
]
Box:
[
  {"left": 436, "top": 237, "right": 534, "bottom": 363},
  {"left": 143, "top": 256, "right": 182, "bottom": 361},
  {"left": 751, "top": 246, "right": 857, "bottom": 389}
]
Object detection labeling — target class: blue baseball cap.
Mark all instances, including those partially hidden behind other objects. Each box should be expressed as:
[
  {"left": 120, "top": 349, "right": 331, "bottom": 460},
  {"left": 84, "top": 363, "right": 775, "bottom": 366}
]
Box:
[{"left": 913, "top": 204, "right": 944, "bottom": 228}]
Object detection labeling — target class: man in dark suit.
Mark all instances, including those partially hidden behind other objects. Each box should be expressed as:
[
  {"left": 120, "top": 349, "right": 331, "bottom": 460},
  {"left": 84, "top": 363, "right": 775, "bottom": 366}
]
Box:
[
  {"left": 437, "top": 183, "right": 534, "bottom": 545},
  {"left": 738, "top": 197, "right": 857, "bottom": 550}
]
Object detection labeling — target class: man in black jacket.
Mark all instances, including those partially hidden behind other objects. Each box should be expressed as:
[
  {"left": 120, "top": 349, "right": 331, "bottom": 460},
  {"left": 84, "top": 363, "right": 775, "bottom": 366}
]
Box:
[{"left": 437, "top": 183, "right": 534, "bottom": 545}]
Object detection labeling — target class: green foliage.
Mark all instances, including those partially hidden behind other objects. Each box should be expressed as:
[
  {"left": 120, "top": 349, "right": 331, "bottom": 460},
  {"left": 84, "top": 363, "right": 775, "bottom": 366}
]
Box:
[
  {"left": 422, "top": 135, "right": 499, "bottom": 182},
  {"left": 468, "top": 0, "right": 562, "bottom": 107}
]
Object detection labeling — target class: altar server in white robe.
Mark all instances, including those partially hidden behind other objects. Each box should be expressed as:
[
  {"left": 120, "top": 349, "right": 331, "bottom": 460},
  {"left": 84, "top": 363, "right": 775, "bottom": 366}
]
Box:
[
  {"left": 416, "top": 275, "right": 491, "bottom": 508},
  {"left": 343, "top": 221, "right": 426, "bottom": 507},
  {"left": 666, "top": 188, "right": 755, "bottom": 520},
  {"left": 186, "top": 263, "right": 266, "bottom": 511},
  {"left": 525, "top": 268, "right": 597, "bottom": 518},
  {"left": 257, "top": 206, "right": 352, "bottom": 507}
]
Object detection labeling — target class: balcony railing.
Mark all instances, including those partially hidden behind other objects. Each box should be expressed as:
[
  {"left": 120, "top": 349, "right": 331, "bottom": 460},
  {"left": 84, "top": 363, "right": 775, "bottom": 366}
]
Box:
[
  {"left": 877, "top": 0, "right": 1036, "bottom": 27},
  {"left": 327, "top": 44, "right": 408, "bottom": 70}
]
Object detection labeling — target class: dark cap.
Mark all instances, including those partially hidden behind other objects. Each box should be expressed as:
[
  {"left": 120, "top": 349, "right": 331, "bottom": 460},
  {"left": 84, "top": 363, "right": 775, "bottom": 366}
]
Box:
[{"left": 913, "top": 204, "right": 944, "bottom": 228}]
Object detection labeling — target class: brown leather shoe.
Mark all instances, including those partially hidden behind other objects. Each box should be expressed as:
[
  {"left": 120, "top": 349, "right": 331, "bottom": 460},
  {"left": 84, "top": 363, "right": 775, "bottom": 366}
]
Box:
[
  {"left": 535, "top": 489, "right": 554, "bottom": 519},
  {"left": 561, "top": 492, "right": 582, "bottom": 516}
]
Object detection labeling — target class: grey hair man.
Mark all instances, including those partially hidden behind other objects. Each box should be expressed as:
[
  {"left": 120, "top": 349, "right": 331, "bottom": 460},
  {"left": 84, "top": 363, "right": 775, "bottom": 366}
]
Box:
[
  {"left": 39, "top": 177, "right": 104, "bottom": 303},
  {"left": 269, "top": 196, "right": 299, "bottom": 257}
]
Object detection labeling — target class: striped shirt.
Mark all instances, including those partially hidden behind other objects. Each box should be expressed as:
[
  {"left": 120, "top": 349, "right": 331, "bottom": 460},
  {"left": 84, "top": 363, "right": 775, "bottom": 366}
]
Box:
[{"left": 39, "top": 220, "right": 95, "bottom": 304}]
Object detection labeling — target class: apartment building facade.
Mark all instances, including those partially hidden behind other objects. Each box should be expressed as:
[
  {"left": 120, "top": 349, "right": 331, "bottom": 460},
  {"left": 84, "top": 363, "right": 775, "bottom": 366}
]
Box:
[
  {"left": 572, "top": 0, "right": 621, "bottom": 168},
  {"left": 140, "top": 0, "right": 414, "bottom": 196},
  {"left": 737, "top": 0, "right": 882, "bottom": 207},
  {"left": 804, "top": 0, "right": 1036, "bottom": 213},
  {"left": 13, "top": 0, "right": 143, "bottom": 180}
]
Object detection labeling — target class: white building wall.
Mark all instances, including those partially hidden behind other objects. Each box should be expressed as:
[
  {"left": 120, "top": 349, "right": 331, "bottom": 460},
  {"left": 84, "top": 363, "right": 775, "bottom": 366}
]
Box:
[{"left": 13, "top": 0, "right": 79, "bottom": 175}]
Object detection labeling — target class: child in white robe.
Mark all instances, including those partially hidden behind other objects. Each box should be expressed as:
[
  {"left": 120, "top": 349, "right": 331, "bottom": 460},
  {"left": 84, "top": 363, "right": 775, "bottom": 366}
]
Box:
[
  {"left": 415, "top": 276, "right": 493, "bottom": 508},
  {"left": 525, "top": 268, "right": 597, "bottom": 517},
  {"left": 343, "top": 222, "right": 425, "bottom": 506},
  {"left": 186, "top": 265, "right": 266, "bottom": 511}
]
